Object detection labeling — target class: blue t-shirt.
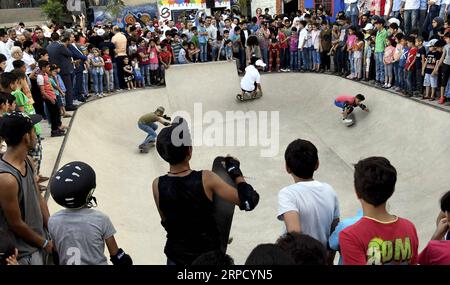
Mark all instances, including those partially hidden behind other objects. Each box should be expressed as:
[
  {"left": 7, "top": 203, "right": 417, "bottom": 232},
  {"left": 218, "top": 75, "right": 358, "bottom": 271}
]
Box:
[
  {"left": 198, "top": 26, "right": 208, "bottom": 44},
  {"left": 328, "top": 209, "right": 363, "bottom": 265},
  {"left": 399, "top": 47, "right": 409, "bottom": 67}
]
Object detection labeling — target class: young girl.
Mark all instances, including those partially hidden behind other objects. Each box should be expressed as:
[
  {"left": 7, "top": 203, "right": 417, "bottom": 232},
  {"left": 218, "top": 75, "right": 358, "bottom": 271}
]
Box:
[
  {"left": 89, "top": 48, "right": 105, "bottom": 98},
  {"left": 310, "top": 23, "right": 321, "bottom": 72},
  {"left": 123, "top": 57, "right": 135, "bottom": 90},
  {"left": 346, "top": 26, "right": 357, "bottom": 79},
  {"left": 289, "top": 27, "right": 299, "bottom": 71},
  {"left": 353, "top": 32, "right": 365, "bottom": 80},
  {"left": 188, "top": 42, "right": 200, "bottom": 63},
  {"left": 383, "top": 38, "right": 396, "bottom": 88},
  {"left": 268, "top": 38, "right": 281, "bottom": 72},
  {"left": 132, "top": 59, "right": 144, "bottom": 88},
  {"left": 148, "top": 39, "right": 160, "bottom": 85},
  {"left": 364, "top": 34, "right": 374, "bottom": 81}
]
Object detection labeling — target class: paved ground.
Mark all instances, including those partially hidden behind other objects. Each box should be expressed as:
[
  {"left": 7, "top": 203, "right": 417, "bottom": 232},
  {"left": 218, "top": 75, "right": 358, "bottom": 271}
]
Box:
[{"left": 44, "top": 61, "right": 450, "bottom": 264}]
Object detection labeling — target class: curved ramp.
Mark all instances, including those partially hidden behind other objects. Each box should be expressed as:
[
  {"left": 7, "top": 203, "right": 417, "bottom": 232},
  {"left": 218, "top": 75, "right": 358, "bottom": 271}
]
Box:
[{"left": 51, "top": 61, "right": 450, "bottom": 264}]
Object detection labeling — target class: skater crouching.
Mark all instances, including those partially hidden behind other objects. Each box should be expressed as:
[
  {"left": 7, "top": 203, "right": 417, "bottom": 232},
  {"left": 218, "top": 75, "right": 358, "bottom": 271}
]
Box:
[
  {"left": 239, "top": 56, "right": 266, "bottom": 99},
  {"left": 334, "top": 94, "right": 369, "bottom": 124},
  {"left": 137, "top": 106, "right": 171, "bottom": 151}
]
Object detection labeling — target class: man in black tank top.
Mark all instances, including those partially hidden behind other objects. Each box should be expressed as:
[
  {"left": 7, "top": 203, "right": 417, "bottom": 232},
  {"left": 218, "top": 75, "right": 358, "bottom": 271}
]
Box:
[
  {"left": 0, "top": 112, "right": 52, "bottom": 265},
  {"left": 153, "top": 117, "right": 260, "bottom": 265}
]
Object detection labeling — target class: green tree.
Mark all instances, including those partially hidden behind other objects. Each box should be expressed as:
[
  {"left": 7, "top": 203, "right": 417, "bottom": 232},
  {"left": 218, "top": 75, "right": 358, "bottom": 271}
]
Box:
[
  {"left": 106, "top": 0, "right": 126, "bottom": 18},
  {"left": 41, "top": 0, "right": 64, "bottom": 24}
]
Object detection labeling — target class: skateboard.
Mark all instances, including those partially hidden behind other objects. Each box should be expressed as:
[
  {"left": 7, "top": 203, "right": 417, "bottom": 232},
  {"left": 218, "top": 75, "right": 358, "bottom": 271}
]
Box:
[
  {"left": 211, "top": 156, "right": 236, "bottom": 254},
  {"left": 343, "top": 113, "right": 356, "bottom": 127},
  {"left": 236, "top": 91, "right": 262, "bottom": 102},
  {"left": 139, "top": 142, "right": 155, "bottom": 153}
]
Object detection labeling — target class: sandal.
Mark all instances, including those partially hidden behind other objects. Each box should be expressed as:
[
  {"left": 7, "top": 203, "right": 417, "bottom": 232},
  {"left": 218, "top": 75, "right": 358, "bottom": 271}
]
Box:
[
  {"left": 63, "top": 114, "right": 72, "bottom": 118},
  {"left": 429, "top": 97, "right": 435, "bottom": 101},
  {"left": 422, "top": 96, "right": 430, "bottom": 100}
]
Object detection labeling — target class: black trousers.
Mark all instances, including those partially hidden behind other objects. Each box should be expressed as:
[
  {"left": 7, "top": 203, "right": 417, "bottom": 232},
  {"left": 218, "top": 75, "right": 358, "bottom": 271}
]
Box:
[
  {"left": 30, "top": 78, "right": 45, "bottom": 117},
  {"left": 44, "top": 99, "right": 61, "bottom": 131},
  {"left": 115, "top": 56, "right": 127, "bottom": 89},
  {"left": 321, "top": 51, "right": 331, "bottom": 71}
]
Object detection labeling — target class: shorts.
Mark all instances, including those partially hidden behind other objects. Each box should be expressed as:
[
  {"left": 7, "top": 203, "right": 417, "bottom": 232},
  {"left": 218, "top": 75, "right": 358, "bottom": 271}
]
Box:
[
  {"left": 334, "top": 101, "right": 353, "bottom": 113},
  {"left": 124, "top": 75, "right": 135, "bottom": 83},
  {"left": 28, "top": 135, "right": 42, "bottom": 173},
  {"left": 423, "top": 73, "right": 438, "bottom": 88},
  {"left": 56, "top": 94, "right": 65, "bottom": 108}
]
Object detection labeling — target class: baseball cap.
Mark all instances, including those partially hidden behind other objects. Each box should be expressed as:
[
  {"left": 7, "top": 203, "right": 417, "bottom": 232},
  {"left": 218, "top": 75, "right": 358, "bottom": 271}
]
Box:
[
  {"left": 156, "top": 106, "right": 165, "bottom": 113},
  {"left": 426, "top": 38, "right": 438, "bottom": 47},
  {"left": 96, "top": 28, "right": 105, "bottom": 36},
  {"left": 388, "top": 17, "right": 401, "bottom": 26},
  {"left": 255, "top": 59, "right": 266, "bottom": 67},
  {"left": 0, "top": 112, "right": 42, "bottom": 142},
  {"left": 363, "top": 23, "right": 374, "bottom": 31}
]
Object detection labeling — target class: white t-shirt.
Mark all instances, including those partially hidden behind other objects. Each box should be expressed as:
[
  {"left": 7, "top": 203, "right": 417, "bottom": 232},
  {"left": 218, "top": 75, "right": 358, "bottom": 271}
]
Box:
[
  {"left": 22, "top": 52, "right": 36, "bottom": 74},
  {"left": 278, "top": 180, "right": 340, "bottom": 247},
  {"left": 240, "top": 65, "right": 260, "bottom": 91},
  {"left": 0, "top": 41, "right": 11, "bottom": 59},
  {"left": 403, "top": 0, "right": 420, "bottom": 10}
]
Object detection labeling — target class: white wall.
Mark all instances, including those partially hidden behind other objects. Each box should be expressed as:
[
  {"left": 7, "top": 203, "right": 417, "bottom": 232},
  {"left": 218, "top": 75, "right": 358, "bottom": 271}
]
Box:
[{"left": 250, "top": 0, "right": 276, "bottom": 16}]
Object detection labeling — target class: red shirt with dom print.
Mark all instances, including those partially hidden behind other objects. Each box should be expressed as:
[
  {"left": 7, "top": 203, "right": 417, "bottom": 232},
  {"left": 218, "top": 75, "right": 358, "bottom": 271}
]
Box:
[{"left": 339, "top": 216, "right": 419, "bottom": 265}]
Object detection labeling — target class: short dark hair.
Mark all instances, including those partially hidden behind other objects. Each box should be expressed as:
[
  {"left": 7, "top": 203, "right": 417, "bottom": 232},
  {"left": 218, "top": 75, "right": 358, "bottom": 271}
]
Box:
[
  {"left": 156, "top": 117, "right": 192, "bottom": 165},
  {"left": 12, "top": 70, "right": 26, "bottom": 80},
  {"left": 0, "top": 54, "right": 6, "bottom": 64},
  {"left": 0, "top": 92, "right": 8, "bottom": 105},
  {"left": 300, "top": 20, "right": 307, "bottom": 27},
  {"left": 406, "top": 36, "right": 416, "bottom": 43},
  {"left": 291, "top": 27, "right": 297, "bottom": 32},
  {"left": 395, "top": 32, "right": 404, "bottom": 41},
  {"left": 12, "top": 60, "right": 25, "bottom": 70},
  {"left": 37, "top": 48, "right": 48, "bottom": 59},
  {"left": 355, "top": 94, "right": 365, "bottom": 101},
  {"left": 285, "top": 139, "right": 318, "bottom": 179},
  {"left": 276, "top": 233, "right": 327, "bottom": 265},
  {"left": 245, "top": 244, "right": 295, "bottom": 265},
  {"left": 440, "top": 191, "right": 450, "bottom": 212},
  {"left": 6, "top": 94, "right": 15, "bottom": 105},
  {"left": 354, "top": 157, "right": 397, "bottom": 207},
  {"left": 0, "top": 72, "right": 18, "bottom": 90},
  {"left": 389, "top": 22, "right": 399, "bottom": 30},
  {"left": 223, "top": 29, "right": 229, "bottom": 34},
  {"left": 23, "top": 40, "right": 34, "bottom": 50},
  {"left": 50, "top": 32, "right": 60, "bottom": 41},
  {"left": 191, "top": 251, "right": 234, "bottom": 265},
  {"left": 38, "top": 60, "right": 50, "bottom": 69}
]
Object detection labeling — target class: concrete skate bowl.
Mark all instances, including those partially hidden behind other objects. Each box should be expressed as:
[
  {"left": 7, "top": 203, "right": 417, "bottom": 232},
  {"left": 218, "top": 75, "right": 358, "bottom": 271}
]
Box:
[{"left": 52, "top": 61, "right": 450, "bottom": 264}]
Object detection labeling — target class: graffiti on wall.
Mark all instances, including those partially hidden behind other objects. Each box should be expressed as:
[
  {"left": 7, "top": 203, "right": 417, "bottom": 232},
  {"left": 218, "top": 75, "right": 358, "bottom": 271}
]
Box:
[{"left": 92, "top": 3, "right": 158, "bottom": 27}]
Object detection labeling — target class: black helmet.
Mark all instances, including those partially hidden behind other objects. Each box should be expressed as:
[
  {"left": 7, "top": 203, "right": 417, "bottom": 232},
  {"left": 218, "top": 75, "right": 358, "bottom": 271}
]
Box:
[{"left": 49, "top": 161, "right": 97, "bottom": 209}]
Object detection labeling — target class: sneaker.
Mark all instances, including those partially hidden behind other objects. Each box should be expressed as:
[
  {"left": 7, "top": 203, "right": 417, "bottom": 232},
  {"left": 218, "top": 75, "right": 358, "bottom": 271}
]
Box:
[
  {"left": 342, "top": 118, "right": 353, "bottom": 124},
  {"left": 438, "top": 97, "right": 445, "bottom": 104},
  {"left": 51, "top": 130, "right": 65, "bottom": 137},
  {"left": 72, "top": 100, "right": 83, "bottom": 106},
  {"left": 98, "top": 94, "right": 103, "bottom": 98},
  {"left": 286, "top": 68, "right": 291, "bottom": 72}
]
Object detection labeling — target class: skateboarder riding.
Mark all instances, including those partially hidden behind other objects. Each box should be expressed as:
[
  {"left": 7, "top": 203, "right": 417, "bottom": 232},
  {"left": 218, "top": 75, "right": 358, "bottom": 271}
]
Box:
[
  {"left": 138, "top": 106, "right": 171, "bottom": 151},
  {"left": 239, "top": 56, "right": 266, "bottom": 100},
  {"left": 334, "top": 94, "right": 369, "bottom": 124}
]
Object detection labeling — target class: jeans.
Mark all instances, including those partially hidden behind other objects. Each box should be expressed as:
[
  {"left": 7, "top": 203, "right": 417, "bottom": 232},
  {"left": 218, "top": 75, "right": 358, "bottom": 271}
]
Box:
[
  {"left": 280, "top": 48, "right": 289, "bottom": 69},
  {"left": 60, "top": 73, "right": 74, "bottom": 107},
  {"left": 82, "top": 72, "right": 89, "bottom": 95},
  {"left": 91, "top": 71, "right": 104, "bottom": 94},
  {"left": 300, "top": 47, "right": 311, "bottom": 70},
  {"left": 423, "top": 5, "right": 440, "bottom": 34},
  {"left": 44, "top": 99, "right": 62, "bottom": 131},
  {"left": 336, "top": 47, "right": 345, "bottom": 73},
  {"left": 138, "top": 122, "right": 158, "bottom": 145},
  {"left": 416, "top": 64, "right": 423, "bottom": 92},
  {"left": 440, "top": 4, "right": 449, "bottom": 21},
  {"left": 348, "top": 52, "right": 355, "bottom": 75},
  {"left": 403, "top": 9, "right": 419, "bottom": 35},
  {"left": 105, "top": 69, "right": 114, "bottom": 92},
  {"left": 418, "top": 9, "right": 428, "bottom": 34},
  {"left": 397, "top": 65, "right": 405, "bottom": 89},
  {"left": 321, "top": 51, "right": 331, "bottom": 70},
  {"left": 405, "top": 70, "right": 414, "bottom": 93},
  {"left": 260, "top": 47, "right": 268, "bottom": 71},
  {"left": 72, "top": 72, "right": 84, "bottom": 101},
  {"left": 354, "top": 56, "right": 362, "bottom": 78},
  {"left": 375, "top": 52, "right": 385, "bottom": 82},
  {"left": 113, "top": 62, "right": 121, "bottom": 89},
  {"left": 140, "top": 63, "right": 151, "bottom": 86},
  {"left": 312, "top": 49, "right": 321, "bottom": 65},
  {"left": 115, "top": 56, "right": 127, "bottom": 89},
  {"left": 290, "top": 51, "right": 298, "bottom": 70},
  {"left": 345, "top": 3, "right": 359, "bottom": 27},
  {"left": 199, "top": 42, "right": 208, "bottom": 62},
  {"left": 211, "top": 46, "right": 219, "bottom": 61}
]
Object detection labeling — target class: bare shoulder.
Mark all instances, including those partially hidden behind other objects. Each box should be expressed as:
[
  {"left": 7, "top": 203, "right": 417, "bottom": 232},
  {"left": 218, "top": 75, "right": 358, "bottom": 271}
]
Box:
[{"left": 0, "top": 173, "right": 19, "bottom": 196}]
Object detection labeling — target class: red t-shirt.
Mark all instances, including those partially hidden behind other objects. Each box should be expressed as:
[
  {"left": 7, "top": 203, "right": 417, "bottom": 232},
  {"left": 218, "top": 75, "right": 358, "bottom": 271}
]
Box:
[
  {"left": 137, "top": 47, "right": 150, "bottom": 65},
  {"left": 339, "top": 216, "right": 419, "bottom": 265},
  {"left": 405, "top": 47, "right": 418, "bottom": 71},
  {"left": 418, "top": 240, "right": 450, "bottom": 265},
  {"left": 278, "top": 32, "right": 288, "bottom": 49},
  {"left": 102, "top": 55, "right": 113, "bottom": 71},
  {"left": 159, "top": 50, "right": 172, "bottom": 65},
  {"left": 335, "top": 95, "right": 356, "bottom": 105}
]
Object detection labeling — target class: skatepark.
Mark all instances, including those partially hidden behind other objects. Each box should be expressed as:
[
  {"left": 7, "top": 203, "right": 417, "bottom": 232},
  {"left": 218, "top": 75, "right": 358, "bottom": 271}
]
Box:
[{"left": 47, "top": 61, "right": 450, "bottom": 264}]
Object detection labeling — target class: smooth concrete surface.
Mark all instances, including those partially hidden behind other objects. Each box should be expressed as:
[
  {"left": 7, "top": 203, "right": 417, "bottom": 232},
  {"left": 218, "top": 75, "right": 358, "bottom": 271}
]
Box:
[{"left": 48, "top": 61, "right": 450, "bottom": 264}]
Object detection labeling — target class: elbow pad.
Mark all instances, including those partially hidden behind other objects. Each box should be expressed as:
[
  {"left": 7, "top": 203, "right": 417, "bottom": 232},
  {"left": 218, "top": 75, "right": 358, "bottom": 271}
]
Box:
[
  {"left": 110, "top": 248, "right": 133, "bottom": 265},
  {"left": 237, "top": 182, "right": 259, "bottom": 211},
  {"left": 359, "top": 103, "right": 367, "bottom": 110}
]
